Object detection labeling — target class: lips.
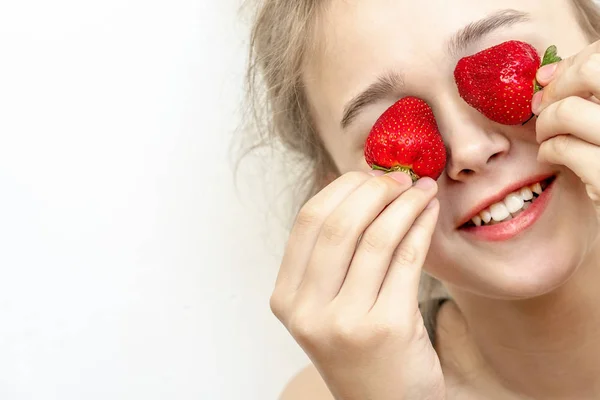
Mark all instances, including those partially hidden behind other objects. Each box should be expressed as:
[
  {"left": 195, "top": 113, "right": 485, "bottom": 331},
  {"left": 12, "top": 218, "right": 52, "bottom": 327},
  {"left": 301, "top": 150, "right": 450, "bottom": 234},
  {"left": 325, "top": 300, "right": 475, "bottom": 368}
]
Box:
[{"left": 458, "top": 174, "right": 557, "bottom": 229}]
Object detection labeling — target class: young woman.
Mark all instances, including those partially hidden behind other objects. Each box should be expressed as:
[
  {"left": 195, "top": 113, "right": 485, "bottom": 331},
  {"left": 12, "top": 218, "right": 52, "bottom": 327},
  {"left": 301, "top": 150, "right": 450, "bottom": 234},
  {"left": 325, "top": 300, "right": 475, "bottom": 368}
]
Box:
[{"left": 247, "top": 0, "right": 600, "bottom": 398}]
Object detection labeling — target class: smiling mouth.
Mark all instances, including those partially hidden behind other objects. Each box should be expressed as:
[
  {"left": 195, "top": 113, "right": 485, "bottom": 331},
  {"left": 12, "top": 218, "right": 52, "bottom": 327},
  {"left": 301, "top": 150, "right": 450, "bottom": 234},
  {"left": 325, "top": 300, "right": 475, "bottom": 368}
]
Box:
[{"left": 461, "top": 176, "right": 556, "bottom": 229}]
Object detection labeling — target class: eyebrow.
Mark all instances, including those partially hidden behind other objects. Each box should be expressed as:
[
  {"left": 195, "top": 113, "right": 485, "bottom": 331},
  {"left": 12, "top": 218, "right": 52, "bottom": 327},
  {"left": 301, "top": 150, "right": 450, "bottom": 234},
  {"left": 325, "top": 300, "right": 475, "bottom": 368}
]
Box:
[
  {"left": 340, "top": 70, "right": 404, "bottom": 129},
  {"left": 340, "top": 9, "right": 531, "bottom": 130},
  {"left": 447, "top": 9, "right": 531, "bottom": 56}
]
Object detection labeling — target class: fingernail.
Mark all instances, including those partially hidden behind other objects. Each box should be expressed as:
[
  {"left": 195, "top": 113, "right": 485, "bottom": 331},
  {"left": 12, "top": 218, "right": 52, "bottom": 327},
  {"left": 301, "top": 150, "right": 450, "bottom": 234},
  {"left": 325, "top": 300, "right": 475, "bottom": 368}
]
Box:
[
  {"left": 387, "top": 171, "right": 412, "bottom": 184},
  {"left": 531, "top": 91, "right": 543, "bottom": 115},
  {"left": 368, "top": 170, "right": 385, "bottom": 177},
  {"left": 537, "top": 63, "right": 558, "bottom": 83},
  {"left": 414, "top": 177, "right": 436, "bottom": 190}
]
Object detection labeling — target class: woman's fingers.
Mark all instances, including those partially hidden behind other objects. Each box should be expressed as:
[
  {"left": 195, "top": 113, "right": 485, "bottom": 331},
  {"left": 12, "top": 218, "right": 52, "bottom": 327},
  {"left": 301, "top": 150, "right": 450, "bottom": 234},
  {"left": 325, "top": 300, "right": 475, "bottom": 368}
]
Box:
[
  {"left": 535, "top": 41, "right": 600, "bottom": 114},
  {"left": 336, "top": 177, "right": 438, "bottom": 310},
  {"left": 536, "top": 96, "right": 600, "bottom": 146},
  {"left": 530, "top": 41, "right": 600, "bottom": 202},
  {"left": 535, "top": 95, "right": 600, "bottom": 189},
  {"left": 296, "top": 171, "right": 413, "bottom": 304},
  {"left": 274, "top": 172, "right": 371, "bottom": 295},
  {"left": 373, "top": 197, "right": 440, "bottom": 316},
  {"left": 538, "top": 133, "right": 600, "bottom": 189}
]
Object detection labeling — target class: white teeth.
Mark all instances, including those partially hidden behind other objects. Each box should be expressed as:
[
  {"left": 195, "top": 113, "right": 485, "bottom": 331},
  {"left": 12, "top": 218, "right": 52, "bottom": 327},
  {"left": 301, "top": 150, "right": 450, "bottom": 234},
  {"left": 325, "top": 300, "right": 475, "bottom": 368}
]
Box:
[
  {"left": 469, "top": 180, "right": 548, "bottom": 227},
  {"left": 481, "top": 209, "right": 492, "bottom": 224},
  {"left": 504, "top": 193, "right": 525, "bottom": 213},
  {"left": 520, "top": 187, "right": 534, "bottom": 201},
  {"left": 490, "top": 202, "right": 511, "bottom": 222}
]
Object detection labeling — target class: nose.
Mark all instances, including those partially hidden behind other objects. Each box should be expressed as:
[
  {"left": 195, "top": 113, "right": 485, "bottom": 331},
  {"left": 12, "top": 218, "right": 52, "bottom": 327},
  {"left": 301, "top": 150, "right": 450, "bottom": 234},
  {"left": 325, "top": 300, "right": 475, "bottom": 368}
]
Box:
[{"left": 435, "top": 97, "right": 510, "bottom": 181}]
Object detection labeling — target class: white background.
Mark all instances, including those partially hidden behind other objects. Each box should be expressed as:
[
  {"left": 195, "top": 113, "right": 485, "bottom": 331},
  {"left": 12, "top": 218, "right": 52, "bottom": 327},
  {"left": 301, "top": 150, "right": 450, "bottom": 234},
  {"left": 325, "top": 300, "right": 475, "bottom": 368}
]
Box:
[{"left": 0, "top": 1, "right": 307, "bottom": 399}]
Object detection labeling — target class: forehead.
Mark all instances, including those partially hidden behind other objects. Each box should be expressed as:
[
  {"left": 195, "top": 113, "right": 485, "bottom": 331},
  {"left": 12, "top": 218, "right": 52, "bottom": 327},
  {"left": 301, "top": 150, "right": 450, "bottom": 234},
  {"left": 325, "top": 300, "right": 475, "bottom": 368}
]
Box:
[{"left": 303, "top": 0, "right": 562, "bottom": 133}]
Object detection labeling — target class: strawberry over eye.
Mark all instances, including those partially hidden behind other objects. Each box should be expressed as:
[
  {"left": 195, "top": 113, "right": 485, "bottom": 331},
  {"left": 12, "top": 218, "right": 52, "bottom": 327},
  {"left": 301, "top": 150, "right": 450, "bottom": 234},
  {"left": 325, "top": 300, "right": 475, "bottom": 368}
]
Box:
[
  {"left": 454, "top": 40, "right": 562, "bottom": 125},
  {"left": 363, "top": 96, "right": 447, "bottom": 182}
]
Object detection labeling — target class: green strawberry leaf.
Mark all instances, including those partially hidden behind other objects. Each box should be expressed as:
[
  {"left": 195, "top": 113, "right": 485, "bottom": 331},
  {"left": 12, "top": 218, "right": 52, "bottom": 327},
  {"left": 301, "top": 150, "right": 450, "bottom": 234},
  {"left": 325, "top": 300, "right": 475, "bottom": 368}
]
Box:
[
  {"left": 534, "top": 45, "right": 562, "bottom": 93},
  {"left": 371, "top": 165, "right": 419, "bottom": 182},
  {"left": 541, "top": 45, "right": 562, "bottom": 66}
]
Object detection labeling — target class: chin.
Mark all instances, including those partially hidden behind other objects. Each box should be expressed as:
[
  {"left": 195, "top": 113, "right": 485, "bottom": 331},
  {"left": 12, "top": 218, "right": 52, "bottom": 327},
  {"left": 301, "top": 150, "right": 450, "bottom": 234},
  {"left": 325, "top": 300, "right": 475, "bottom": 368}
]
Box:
[
  {"left": 426, "top": 240, "right": 585, "bottom": 300},
  {"left": 461, "top": 239, "right": 586, "bottom": 300},
  {"left": 425, "top": 171, "right": 599, "bottom": 301}
]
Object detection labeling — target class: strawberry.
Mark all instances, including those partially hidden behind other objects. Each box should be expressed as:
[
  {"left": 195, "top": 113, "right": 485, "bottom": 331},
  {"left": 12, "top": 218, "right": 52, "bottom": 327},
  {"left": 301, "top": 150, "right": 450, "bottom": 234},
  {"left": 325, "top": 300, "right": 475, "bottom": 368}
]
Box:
[
  {"left": 454, "top": 40, "right": 561, "bottom": 125},
  {"left": 364, "top": 97, "right": 447, "bottom": 182}
]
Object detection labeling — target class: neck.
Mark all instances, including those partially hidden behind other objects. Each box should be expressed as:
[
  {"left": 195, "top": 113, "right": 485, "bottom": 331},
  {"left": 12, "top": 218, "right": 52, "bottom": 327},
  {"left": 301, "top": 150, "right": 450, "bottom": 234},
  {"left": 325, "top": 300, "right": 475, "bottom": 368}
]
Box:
[{"left": 448, "top": 238, "right": 600, "bottom": 399}]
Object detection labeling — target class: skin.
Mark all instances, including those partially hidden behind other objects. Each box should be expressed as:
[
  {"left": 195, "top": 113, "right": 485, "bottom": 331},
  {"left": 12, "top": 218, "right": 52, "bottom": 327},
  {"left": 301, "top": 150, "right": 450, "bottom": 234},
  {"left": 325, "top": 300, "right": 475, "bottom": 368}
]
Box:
[{"left": 272, "top": 0, "right": 600, "bottom": 398}]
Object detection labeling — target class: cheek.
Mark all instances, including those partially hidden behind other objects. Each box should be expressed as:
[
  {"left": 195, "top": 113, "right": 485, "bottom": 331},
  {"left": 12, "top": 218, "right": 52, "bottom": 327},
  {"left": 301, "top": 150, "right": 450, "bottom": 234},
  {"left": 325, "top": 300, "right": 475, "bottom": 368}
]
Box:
[
  {"left": 325, "top": 138, "right": 371, "bottom": 174},
  {"left": 318, "top": 117, "right": 375, "bottom": 174},
  {"left": 419, "top": 192, "right": 458, "bottom": 278},
  {"left": 421, "top": 224, "right": 462, "bottom": 282}
]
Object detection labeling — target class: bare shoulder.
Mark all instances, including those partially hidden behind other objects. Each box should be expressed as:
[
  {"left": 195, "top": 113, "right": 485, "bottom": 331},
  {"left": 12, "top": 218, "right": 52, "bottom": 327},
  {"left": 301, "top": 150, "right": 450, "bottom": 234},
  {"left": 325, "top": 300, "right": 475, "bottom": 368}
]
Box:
[{"left": 279, "top": 364, "right": 334, "bottom": 400}]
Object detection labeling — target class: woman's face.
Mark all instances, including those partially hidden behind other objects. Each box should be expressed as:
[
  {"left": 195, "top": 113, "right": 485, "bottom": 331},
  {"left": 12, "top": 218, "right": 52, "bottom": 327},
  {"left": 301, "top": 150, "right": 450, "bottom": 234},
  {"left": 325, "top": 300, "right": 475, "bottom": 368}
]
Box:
[{"left": 303, "top": 0, "right": 599, "bottom": 299}]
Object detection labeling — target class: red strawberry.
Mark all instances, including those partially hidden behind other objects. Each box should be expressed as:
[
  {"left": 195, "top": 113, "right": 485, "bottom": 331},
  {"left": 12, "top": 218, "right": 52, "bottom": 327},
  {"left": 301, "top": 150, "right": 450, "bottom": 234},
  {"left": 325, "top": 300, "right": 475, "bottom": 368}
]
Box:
[
  {"left": 364, "top": 97, "right": 447, "bottom": 182},
  {"left": 454, "top": 40, "right": 561, "bottom": 125}
]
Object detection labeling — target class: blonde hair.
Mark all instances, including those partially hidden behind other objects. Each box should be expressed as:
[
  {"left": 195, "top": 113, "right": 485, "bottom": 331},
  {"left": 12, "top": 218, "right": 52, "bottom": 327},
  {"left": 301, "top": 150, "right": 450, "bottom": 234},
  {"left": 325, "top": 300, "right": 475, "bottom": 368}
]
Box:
[{"left": 243, "top": 0, "right": 600, "bottom": 303}]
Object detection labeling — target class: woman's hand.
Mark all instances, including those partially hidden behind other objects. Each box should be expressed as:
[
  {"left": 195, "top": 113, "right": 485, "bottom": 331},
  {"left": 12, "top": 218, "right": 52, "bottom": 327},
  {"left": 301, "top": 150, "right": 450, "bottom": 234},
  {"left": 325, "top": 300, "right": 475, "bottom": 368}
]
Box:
[
  {"left": 270, "top": 171, "right": 445, "bottom": 400},
  {"left": 532, "top": 40, "right": 600, "bottom": 205}
]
